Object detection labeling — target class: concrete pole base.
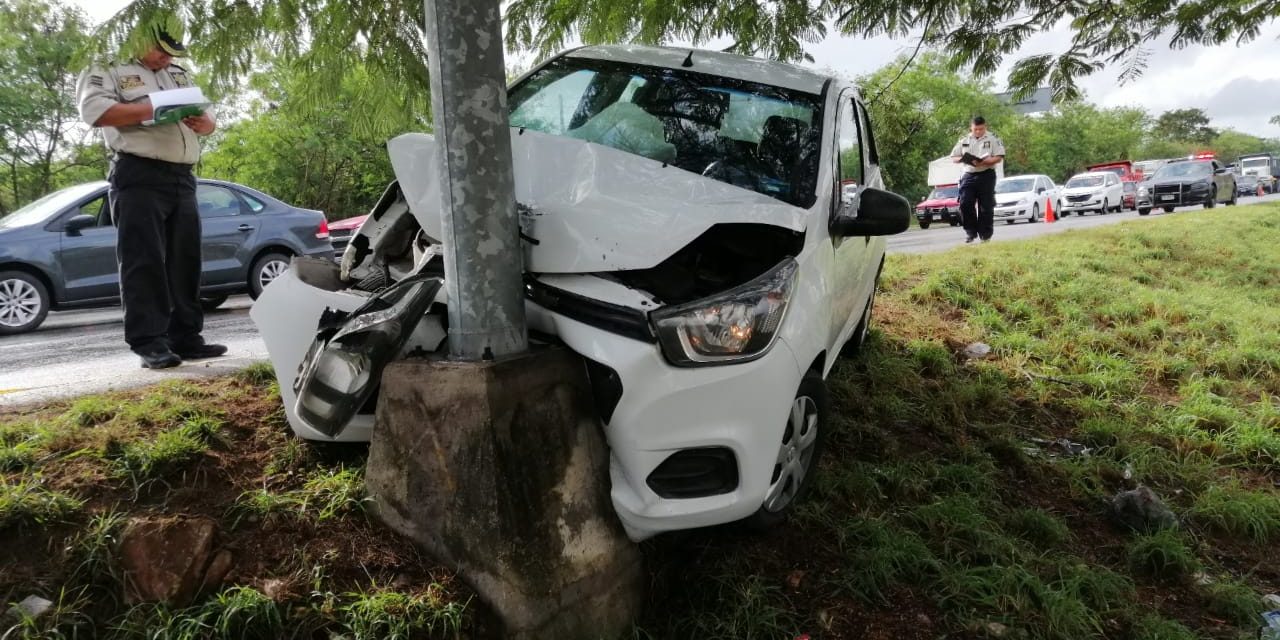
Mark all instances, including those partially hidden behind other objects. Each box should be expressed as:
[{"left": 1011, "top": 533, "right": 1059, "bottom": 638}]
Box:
[{"left": 365, "top": 346, "right": 644, "bottom": 639}]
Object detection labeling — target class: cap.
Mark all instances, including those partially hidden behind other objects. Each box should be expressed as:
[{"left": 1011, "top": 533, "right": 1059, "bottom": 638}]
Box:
[{"left": 153, "top": 26, "right": 187, "bottom": 57}]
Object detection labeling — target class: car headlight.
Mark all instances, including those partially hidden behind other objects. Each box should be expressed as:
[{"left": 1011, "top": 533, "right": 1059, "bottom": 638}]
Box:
[
  {"left": 294, "top": 274, "right": 443, "bottom": 436},
  {"left": 1138, "top": 186, "right": 1148, "bottom": 196},
  {"left": 652, "top": 258, "right": 798, "bottom": 366}
]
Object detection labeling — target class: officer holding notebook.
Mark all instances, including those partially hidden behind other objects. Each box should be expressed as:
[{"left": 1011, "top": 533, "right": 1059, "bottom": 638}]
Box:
[
  {"left": 951, "top": 116, "right": 1005, "bottom": 244},
  {"left": 76, "top": 22, "right": 225, "bottom": 369}
]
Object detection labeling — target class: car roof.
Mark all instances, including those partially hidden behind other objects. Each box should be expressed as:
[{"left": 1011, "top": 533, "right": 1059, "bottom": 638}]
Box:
[{"left": 566, "top": 44, "right": 831, "bottom": 94}]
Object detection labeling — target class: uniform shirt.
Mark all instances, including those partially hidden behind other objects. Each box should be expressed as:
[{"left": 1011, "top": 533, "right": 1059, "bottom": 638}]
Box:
[
  {"left": 76, "top": 61, "right": 202, "bottom": 165},
  {"left": 950, "top": 131, "right": 1006, "bottom": 174}
]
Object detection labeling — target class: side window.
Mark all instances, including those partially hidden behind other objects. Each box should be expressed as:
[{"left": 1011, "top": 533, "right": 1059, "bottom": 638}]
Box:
[
  {"left": 242, "top": 193, "right": 266, "bottom": 213},
  {"left": 196, "top": 185, "right": 243, "bottom": 219},
  {"left": 855, "top": 100, "right": 878, "bottom": 166},
  {"left": 836, "top": 97, "right": 863, "bottom": 192},
  {"left": 77, "top": 196, "right": 109, "bottom": 225}
]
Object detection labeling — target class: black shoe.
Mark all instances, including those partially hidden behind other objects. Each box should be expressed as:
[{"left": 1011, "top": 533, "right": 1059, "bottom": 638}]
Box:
[
  {"left": 965, "top": 236, "right": 977, "bottom": 244},
  {"left": 171, "top": 339, "right": 228, "bottom": 360},
  {"left": 980, "top": 237, "right": 992, "bottom": 243},
  {"left": 136, "top": 344, "right": 182, "bottom": 369}
]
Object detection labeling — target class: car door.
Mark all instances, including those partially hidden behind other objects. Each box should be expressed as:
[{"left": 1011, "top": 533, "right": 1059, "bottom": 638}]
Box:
[
  {"left": 56, "top": 191, "right": 121, "bottom": 303},
  {"left": 1212, "top": 162, "right": 1232, "bottom": 201},
  {"left": 197, "top": 183, "right": 260, "bottom": 286},
  {"left": 1111, "top": 174, "right": 1123, "bottom": 205},
  {"left": 827, "top": 91, "right": 871, "bottom": 352}
]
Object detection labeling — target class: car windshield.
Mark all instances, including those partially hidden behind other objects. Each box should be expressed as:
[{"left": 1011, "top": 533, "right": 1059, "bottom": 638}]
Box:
[
  {"left": 1239, "top": 175, "right": 1257, "bottom": 185},
  {"left": 929, "top": 186, "right": 959, "bottom": 199},
  {"left": 1241, "top": 157, "right": 1270, "bottom": 169},
  {"left": 0, "top": 183, "right": 103, "bottom": 229},
  {"left": 1066, "top": 175, "right": 1104, "bottom": 188},
  {"left": 508, "top": 57, "right": 823, "bottom": 207},
  {"left": 1154, "top": 162, "right": 1211, "bottom": 179},
  {"left": 996, "top": 178, "right": 1035, "bottom": 194}
]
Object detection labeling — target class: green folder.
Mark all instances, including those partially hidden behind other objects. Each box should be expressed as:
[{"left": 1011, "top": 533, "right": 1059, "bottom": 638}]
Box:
[{"left": 151, "top": 103, "right": 211, "bottom": 126}]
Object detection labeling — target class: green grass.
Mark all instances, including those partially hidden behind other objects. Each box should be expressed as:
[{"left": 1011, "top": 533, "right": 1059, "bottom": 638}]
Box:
[
  {"left": 338, "top": 586, "right": 467, "bottom": 640},
  {"left": 231, "top": 466, "right": 367, "bottom": 525},
  {"left": 0, "top": 476, "right": 82, "bottom": 530},
  {"left": 1125, "top": 529, "right": 1200, "bottom": 580},
  {"left": 1190, "top": 482, "right": 1280, "bottom": 542},
  {"left": 107, "top": 415, "right": 223, "bottom": 486}
]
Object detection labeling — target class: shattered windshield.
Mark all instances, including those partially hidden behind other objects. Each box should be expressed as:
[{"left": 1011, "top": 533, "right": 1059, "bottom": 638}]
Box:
[{"left": 508, "top": 57, "right": 823, "bottom": 208}]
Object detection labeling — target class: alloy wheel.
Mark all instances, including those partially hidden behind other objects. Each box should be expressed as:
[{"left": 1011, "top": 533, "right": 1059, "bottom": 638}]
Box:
[
  {"left": 762, "top": 395, "right": 820, "bottom": 513},
  {"left": 0, "top": 278, "right": 42, "bottom": 328},
  {"left": 259, "top": 259, "right": 288, "bottom": 288}
]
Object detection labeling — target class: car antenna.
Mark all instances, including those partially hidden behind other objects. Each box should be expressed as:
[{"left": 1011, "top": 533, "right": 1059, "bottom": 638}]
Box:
[{"left": 682, "top": 50, "right": 694, "bottom": 67}]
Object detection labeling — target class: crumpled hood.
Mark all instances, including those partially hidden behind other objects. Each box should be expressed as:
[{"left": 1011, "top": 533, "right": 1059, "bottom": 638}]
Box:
[{"left": 388, "top": 129, "right": 808, "bottom": 273}]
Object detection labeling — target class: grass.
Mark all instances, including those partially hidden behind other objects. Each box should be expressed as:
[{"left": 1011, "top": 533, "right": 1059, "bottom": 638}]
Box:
[
  {"left": 230, "top": 466, "right": 367, "bottom": 525},
  {"left": 0, "top": 476, "right": 82, "bottom": 530},
  {"left": 1125, "top": 529, "right": 1200, "bottom": 579}
]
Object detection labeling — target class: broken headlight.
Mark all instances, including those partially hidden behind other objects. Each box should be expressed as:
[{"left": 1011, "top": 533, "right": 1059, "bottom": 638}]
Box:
[
  {"left": 651, "top": 258, "right": 797, "bottom": 366},
  {"left": 294, "top": 274, "right": 444, "bottom": 437}
]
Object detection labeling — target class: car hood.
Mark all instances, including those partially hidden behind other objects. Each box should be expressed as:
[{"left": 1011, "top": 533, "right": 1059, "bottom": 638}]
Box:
[
  {"left": 1146, "top": 176, "right": 1211, "bottom": 186},
  {"left": 1063, "top": 186, "right": 1104, "bottom": 195},
  {"left": 995, "top": 190, "right": 1035, "bottom": 201},
  {"left": 388, "top": 129, "right": 808, "bottom": 273},
  {"left": 916, "top": 197, "right": 957, "bottom": 208}
]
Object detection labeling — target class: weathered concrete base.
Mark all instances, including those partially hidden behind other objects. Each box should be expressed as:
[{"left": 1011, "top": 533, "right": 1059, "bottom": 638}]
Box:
[{"left": 365, "top": 346, "right": 643, "bottom": 639}]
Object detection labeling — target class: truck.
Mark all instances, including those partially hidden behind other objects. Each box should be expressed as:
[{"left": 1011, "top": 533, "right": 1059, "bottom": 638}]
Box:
[
  {"left": 1237, "top": 153, "right": 1279, "bottom": 193},
  {"left": 1086, "top": 160, "right": 1143, "bottom": 183}
]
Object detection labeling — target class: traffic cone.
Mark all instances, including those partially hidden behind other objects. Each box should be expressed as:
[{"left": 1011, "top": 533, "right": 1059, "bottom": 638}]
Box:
[{"left": 1044, "top": 198, "right": 1056, "bottom": 223}]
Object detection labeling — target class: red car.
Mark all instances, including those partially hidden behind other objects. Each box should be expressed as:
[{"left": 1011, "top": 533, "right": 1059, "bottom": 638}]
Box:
[
  {"left": 914, "top": 184, "right": 961, "bottom": 229},
  {"left": 328, "top": 214, "right": 368, "bottom": 260}
]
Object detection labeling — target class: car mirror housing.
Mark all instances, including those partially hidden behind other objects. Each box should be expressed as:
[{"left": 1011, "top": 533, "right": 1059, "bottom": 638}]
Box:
[
  {"left": 832, "top": 187, "right": 912, "bottom": 237},
  {"left": 64, "top": 214, "right": 96, "bottom": 234}
]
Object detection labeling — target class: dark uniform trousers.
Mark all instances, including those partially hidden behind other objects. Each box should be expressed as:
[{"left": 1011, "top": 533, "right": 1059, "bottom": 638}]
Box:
[
  {"left": 958, "top": 168, "right": 997, "bottom": 240},
  {"left": 109, "top": 153, "right": 203, "bottom": 351}
]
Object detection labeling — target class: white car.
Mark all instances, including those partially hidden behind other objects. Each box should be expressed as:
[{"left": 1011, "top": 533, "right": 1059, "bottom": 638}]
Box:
[
  {"left": 993, "top": 174, "right": 1060, "bottom": 224},
  {"left": 251, "top": 45, "right": 911, "bottom": 541},
  {"left": 1059, "top": 171, "right": 1125, "bottom": 215}
]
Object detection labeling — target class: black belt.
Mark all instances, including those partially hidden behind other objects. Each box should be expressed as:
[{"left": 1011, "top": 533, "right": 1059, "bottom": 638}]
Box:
[{"left": 114, "top": 152, "right": 194, "bottom": 174}]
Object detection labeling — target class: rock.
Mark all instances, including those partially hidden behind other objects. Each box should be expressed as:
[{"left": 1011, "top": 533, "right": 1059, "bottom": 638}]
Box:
[
  {"left": 118, "top": 516, "right": 217, "bottom": 605},
  {"left": 964, "top": 342, "right": 993, "bottom": 360},
  {"left": 201, "top": 549, "right": 234, "bottom": 593},
  {"left": 261, "top": 578, "right": 293, "bottom": 601},
  {"left": 8, "top": 595, "right": 53, "bottom": 620},
  {"left": 1263, "top": 593, "right": 1280, "bottom": 607},
  {"left": 1111, "top": 486, "right": 1179, "bottom": 533},
  {"left": 786, "top": 569, "right": 806, "bottom": 590},
  {"left": 916, "top": 613, "right": 933, "bottom": 626},
  {"left": 1193, "top": 571, "right": 1214, "bottom": 586},
  {"left": 986, "top": 621, "right": 1009, "bottom": 637}
]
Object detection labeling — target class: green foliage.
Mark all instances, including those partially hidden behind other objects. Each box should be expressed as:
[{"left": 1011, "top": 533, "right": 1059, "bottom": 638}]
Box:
[
  {"left": 1199, "top": 578, "right": 1265, "bottom": 627},
  {"left": 1129, "top": 615, "right": 1198, "bottom": 640},
  {"left": 0, "top": 0, "right": 107, "bottom": 215},
  {"left": 1190, "top": 483, "right": 1280, "bottom": 542},
  {"left": 338, "top": 586, "right": 466, "bottom": 640},
  {"left": 114, "top": 587, "right": 284, "bottom": 640},
  {"left": 236, "top": 361, "right": 276, "bottom": 387},
  {"left": 1125, "top": 530, "right": 1199, "bottom": 579},
  {"left": 107, "top": 415, "right": 222, "bottom": 484},
  {"left": 231, "top": 466, "right": 367, "bottom": 525},
  {"left": 1152, "top": 108, "right": 1217, "bottom": 146},
  {"left": 0, "top": 476, "right": 83, "bottom": 529}
]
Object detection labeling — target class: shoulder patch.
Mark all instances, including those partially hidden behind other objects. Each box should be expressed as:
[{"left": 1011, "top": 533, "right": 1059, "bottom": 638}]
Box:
[
  {"left": 170, "top": 63, "right": 189, "bottom": 72},
  {"left": 88, "top": 74, "right": 104, "bottom": 88},
  {"left": 118, "top": 74, "right": 145, "bottom": 91},
  {"left": 171, "top": 70, "right": 191, "bottom": 87}
]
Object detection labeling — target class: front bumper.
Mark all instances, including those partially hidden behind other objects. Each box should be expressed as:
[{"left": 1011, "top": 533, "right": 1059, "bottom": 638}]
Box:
[
  {"left": 994, "top": 203, "right": 1030, "bottom": 219},
  {"left": 1060, "top": 197, "right": 1103, "bottom": 212},
  {"left": 915, "top": 207, "right": 958, "bottom": 222}
]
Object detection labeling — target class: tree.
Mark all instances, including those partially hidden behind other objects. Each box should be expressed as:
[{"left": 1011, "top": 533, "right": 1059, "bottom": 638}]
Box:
[
  {"left": 0, "top": 0, "right": 103, "bottom": 214},
  {"left": 92, "top": 0, "right": 1279, "bottom": 116},
  {"left": 1153, "top": 108, "right": 1218, "bottom": 146},
  {"left": 199, "top": 63, "right": 426, "bottom": 218}
]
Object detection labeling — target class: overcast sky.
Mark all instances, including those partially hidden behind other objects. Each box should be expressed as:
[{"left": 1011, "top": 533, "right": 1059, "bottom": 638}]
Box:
[{"left": 74, "top": 0, "right": 1280, "bottom": 138}]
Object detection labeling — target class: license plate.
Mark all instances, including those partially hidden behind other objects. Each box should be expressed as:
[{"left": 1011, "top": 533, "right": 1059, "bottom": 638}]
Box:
[{"left": 1160, "top": 195, "right": 1175, "bottom": 201}]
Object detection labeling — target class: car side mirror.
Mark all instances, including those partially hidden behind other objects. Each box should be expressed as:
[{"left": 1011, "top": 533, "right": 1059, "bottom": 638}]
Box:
[
  {"left": 64, "top": 214, "right": 97, "bottom": 235},
  {"left": 1214, "top": 168, "right": 1226, "bottom": 175},
  {"left": 832, "top": 187, "right": 912, "bottom": 237},
  {"left": 1036, "top": 187, "right": 1045, "bottom": 194}
]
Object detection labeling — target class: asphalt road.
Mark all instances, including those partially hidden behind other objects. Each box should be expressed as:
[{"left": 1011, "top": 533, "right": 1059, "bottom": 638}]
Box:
[{"left": 3, "top": 193, "right": 1277, "bottom": 408}]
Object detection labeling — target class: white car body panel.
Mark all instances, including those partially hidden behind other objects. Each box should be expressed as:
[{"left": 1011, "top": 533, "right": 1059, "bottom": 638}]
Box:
[
  {"left": 1060, "top": 172, "right": 1124, "bottom": 214},
  {"left": 254, "top": 46, "right": 896, "bottom": 541},
  {"left": 993, "top": 174, "right": 1059, "bottom": 223},
  {"left": 389, "top": 130, "right": 808, "bottom": 273}
]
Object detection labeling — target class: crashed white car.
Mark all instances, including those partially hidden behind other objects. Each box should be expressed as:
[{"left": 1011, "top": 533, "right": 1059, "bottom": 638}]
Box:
[{"left": 252, "top": 45, "right": 910, "bottom": 540}]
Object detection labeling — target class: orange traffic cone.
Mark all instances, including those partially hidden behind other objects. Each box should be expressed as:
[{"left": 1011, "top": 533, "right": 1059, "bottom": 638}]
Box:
[{"left": 1044, "top": 198, "right": 1056, "bottom": 223}]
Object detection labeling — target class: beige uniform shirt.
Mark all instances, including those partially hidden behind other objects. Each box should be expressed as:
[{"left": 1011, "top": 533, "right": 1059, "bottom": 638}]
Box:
[
  {"left": 76, "top": 61, "right": 202, "bottom": 165},
  {"left": 950, "top": 132, "right": 1006, "bottom": 173}
]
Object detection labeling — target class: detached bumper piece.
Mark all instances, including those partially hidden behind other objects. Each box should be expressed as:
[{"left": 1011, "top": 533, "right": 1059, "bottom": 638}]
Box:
[{"left": 293, "top": 274, "right": 444, "bottom": 437}]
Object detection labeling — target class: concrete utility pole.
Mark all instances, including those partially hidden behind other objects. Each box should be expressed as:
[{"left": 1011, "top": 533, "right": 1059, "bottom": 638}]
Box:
[{"left": 422, "top": 0, "right": 528, "bottom": 360}]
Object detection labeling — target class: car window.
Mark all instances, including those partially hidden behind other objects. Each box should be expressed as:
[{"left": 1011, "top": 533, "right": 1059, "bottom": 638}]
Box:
[
  {"left": 197, "top": 185, "right": 243, "bottom": 219},
  {"left": 77, "top": 195, "right": 113, "bottom": 226},
  {"left": 508, "top": 57, "right": 823, "bottom": 207},
  {"left": 836, "top": 96, "right": 862, "bottom": 191},
  {"left": 855, "top": 100, "right": 877, "bottom": 166},
  {"left": 242, "top": 193, "right": 266, "bottom": 213}
]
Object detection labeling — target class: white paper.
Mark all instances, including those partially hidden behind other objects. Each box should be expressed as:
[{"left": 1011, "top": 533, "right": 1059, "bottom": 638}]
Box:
[{"left": 149, "top": 87, "right": 209, "bottom": 113}]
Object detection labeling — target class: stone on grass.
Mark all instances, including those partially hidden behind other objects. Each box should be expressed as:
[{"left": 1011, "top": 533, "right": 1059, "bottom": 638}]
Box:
[
  {"left": 1264, "top": 593, "right": 1280, "bottom": 608},
  {"left": 1110, "top": 486, "right": 1179, "bottom": 533},
  {"left": 200, "top": 549, "right": 234, "bottom": 593},
  {"left": 985, "top": 621, "right": 1009, "bottom": 637},
  {"left": 8, "top": 595, "right": 53, "bottom": 621},
  {"left": 118, "top": 515, "right": 217, "bottom": 605},
  {"left": 964, "top": 342, "right": 993, "bottom": 360}
]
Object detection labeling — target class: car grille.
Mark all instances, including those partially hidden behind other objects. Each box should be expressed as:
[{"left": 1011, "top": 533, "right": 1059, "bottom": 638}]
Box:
[
  {"left": 1066, "top": 194, "right": 1091, "bottom": 203},
  {"left": 1152, "top": 184, "right": 1183, "bottom": 198},
  {"left": 998, "top": 200, "right": 1018, "bottom": 208}
]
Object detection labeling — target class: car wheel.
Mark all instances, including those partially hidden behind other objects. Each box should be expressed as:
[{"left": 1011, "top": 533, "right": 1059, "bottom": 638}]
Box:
[
  {"left": 1204, "top": 188, "right": 1216, "bottom": 209},
  {"left": 918, "top": 218, "right": 931, "bottom": 229},
  {"left": 200, "top": 294, "right": 229, "bottom": 312},
  {"left": 1138, "top": 208, "right": 1151, "bottom": 216},
  {"left": 1226, "top": 188, "right": 1237, "bottom": 206},
  {"left": 249, "top": 251, "right": 292, "bottom": 299},
  {"left": 1005, "top": 219, "right": 1014, "bottom": 225},
  {"left": 1163, "top": 206, "right": 1175, "bottom": 213},
  {"left": 948, "top": 219, "right": 960, "bottom": 227},
  {"left": 743, "top": 370, "right": 828, "bottom": 530},
  {"left": 0, "top": 271, "right": 50, "bottom": 335},
  {"left": 1031, "top": 203, "right": 1040, "bottom": 223},
  {"left": 1101, "top": 198, "right": 1109, "bottom": 214}
]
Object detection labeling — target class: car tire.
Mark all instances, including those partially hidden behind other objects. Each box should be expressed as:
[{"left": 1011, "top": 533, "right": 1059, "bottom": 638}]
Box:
[
  {"left": 1101, "top": 198, "right": 1109, "bottom": 214},
  {"left": 1163, "top": 206, "right": 1175, "bottom": 213},
  {"left": 0, "top": 270, "right": 51, "bottom": 336},
  {"left": 948, "top": 219, "right": 960, "bottom": 227},
  {"left": 1204, "top": 188, "right": 1216, "bottom": 209},
  {"left": 1226, "top": 188, "right": 1237, "bottom": 206},
  {"left": 742, "top": 370, "right": 828, "bottom": 530},
  {"left": 1031, "top": 203, "right": 1040, "bottom": 223},
  {"left": 1005, "top": 220, "right": 1014, "bottom": 225},
  {"left": 1138, "top": 208, "right": 1151, "bottom": 216},
  {"left": 918, "top": 218, "right": 931, "bottom": 229},
  {"left": 200, "top": 294, "right": 229, "bottom": 312},
  {"left": 249, "top": 251, "right": 292, "bottom": 299}
]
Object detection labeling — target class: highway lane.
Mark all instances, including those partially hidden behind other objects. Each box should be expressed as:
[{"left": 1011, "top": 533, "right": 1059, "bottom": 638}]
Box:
[{"left": 3, "top": 192, "right": 1277, "bottom": 407}]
